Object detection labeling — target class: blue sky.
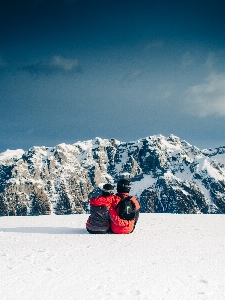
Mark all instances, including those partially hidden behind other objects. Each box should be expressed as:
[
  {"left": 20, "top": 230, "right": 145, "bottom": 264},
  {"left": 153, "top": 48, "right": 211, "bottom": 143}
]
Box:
[{"left": 1, "top": 0, "right": 225, "bottom": 152}]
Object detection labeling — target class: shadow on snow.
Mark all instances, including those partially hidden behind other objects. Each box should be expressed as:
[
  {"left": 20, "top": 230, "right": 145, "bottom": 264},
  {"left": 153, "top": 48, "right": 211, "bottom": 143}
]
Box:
[{"left": 0, "top": 227, "right": 88, "bottom": 234}]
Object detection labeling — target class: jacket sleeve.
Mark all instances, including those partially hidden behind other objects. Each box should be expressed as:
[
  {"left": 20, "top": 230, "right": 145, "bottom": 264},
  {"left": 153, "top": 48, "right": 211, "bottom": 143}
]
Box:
[
  {"left": 134, "top": 209, "right": 140, "bottom": 225},
  {"left": 90, "top": 196, "right": 112, "bottom": 207},
  {"left": 109, "top": 207, "right": 129, "bottom": 226},
  {"left": 131, "top": 197, "right": 140, "bottom": 210}
]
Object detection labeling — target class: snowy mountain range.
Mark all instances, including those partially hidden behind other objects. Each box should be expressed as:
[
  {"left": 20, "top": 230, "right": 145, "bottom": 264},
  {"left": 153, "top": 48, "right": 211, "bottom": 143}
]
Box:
[{"left": 1, "top": 134, "right": 225, "bottom": 215}]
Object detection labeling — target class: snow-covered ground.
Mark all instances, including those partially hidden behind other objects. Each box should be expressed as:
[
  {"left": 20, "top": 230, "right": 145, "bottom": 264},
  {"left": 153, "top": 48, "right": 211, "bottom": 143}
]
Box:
[{"left": 0, "top": 214, "right": 225, "bottom": 300}]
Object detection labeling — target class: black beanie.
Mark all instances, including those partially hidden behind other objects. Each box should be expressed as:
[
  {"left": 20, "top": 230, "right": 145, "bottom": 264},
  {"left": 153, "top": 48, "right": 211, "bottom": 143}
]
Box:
[
  {"left": 102, "top": 183, "right": 114, "bottom": 196},
  {"left": 117, "top": 179, "right": 131, "bottom": 193}
]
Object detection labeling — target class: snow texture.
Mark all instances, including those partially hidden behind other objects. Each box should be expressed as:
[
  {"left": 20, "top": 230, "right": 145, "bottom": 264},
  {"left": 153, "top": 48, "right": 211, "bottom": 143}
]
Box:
[
  {"left": 0, "top": 213, "right": 225, "bottom": 300},
  {"left": 0, "top": 149, "right": 24, "bottom": 162}
]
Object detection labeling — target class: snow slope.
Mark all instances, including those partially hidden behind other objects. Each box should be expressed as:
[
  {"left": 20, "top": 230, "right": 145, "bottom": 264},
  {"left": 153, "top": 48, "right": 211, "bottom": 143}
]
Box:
[{"left": 0, "top": 214, "right": 225, "bottom": 300}]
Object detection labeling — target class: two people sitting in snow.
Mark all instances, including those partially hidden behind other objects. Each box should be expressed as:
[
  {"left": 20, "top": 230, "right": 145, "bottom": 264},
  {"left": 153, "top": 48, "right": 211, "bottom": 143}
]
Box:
[{"left": 86, "top": 179, "right": 140, "bottom": 234}]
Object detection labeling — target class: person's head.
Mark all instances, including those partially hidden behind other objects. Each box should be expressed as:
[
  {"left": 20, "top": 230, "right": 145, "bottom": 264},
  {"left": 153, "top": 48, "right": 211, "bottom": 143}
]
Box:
[
  {"left": 117, "top": 179, "right": 131, "bottom": 193},
  {"left": 102, "top": 183, "right": 114, "bottom": 196}
]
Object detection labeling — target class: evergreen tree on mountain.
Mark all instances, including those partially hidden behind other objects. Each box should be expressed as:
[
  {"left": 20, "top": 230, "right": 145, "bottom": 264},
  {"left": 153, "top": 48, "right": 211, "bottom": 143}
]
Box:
[
  {"left": 0, "top": 193, "right": 8, "bottom": 216},
  {"left": 31, "top": 188, "right": 51, "bottom": 215}
]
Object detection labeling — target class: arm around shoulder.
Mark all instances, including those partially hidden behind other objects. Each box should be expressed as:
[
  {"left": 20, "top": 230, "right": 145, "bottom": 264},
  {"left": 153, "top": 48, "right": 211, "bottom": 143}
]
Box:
[
  {"left": 109, "top": 207, "right": 129, "bottom": 226},
  {"left": 90, "top": 195, "right": 112, "bottom": 207}
]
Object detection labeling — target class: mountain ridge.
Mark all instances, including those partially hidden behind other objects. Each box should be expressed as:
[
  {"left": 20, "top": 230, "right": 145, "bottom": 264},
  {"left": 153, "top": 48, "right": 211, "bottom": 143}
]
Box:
[{"left": 1, "top": 134, "right": 225, "bottom": 215}]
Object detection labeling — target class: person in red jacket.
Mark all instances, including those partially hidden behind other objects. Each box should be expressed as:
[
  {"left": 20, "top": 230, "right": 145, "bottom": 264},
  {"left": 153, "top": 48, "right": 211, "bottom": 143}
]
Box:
[
  {"left": 109, "top": 179, "right": 140, "bottom": 234},
  {"left": 86, "top": 183, "right": 115, "bottom": 234}
]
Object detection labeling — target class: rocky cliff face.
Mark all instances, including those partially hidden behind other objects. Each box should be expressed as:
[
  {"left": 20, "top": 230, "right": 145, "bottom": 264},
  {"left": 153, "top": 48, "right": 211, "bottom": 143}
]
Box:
[{"left": 1, "top": 134, "right": 225, "bottom": 215}]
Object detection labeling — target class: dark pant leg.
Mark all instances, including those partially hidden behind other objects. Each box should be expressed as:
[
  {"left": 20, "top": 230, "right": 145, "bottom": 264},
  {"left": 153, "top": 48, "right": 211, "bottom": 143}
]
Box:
[{"left": 86, "top": 228, "right": 108, "bottom": 234}]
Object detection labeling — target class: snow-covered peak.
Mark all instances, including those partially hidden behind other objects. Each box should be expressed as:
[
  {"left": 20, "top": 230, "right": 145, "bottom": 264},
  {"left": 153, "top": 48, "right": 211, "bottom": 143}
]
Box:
[{"left": 0, "top": 149, "right": 24, "bottom": 163}]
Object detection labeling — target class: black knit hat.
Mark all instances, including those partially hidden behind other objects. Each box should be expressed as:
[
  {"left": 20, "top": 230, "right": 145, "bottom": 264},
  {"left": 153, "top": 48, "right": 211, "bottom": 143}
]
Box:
[
  {"left": 102, "top": 183, "right": 114, "bottom": 195},
  {"left": 117, "top": 179, "right": 131, "bottom": 193}
]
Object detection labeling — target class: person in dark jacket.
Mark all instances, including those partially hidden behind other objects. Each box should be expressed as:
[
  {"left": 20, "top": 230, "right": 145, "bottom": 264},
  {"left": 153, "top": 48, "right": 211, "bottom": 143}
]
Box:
[
  {"left": 109, "top": 179, "right": 140, "bottom": 234},
  {"left": 86, "top": 183, "right": 115, "bottom": 234}
]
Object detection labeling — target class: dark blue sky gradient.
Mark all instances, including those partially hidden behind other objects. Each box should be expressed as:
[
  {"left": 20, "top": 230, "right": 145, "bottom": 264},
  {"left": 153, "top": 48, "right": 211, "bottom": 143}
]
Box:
[{"left": 1, "top": 0, "right": 225, "bottom": 152}]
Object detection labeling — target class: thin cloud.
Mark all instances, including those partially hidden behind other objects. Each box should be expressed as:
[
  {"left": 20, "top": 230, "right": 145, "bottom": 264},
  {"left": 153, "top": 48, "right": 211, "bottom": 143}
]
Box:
[
  {"left": 122, "top": 69, "right": 143, "bottom": 83},
  {"left": 144, "top": 40, "right": 165, "bottom": 51},
  {"left": 205, "top": 53, "right": 215, "bottom": 69},
  {"left": 157, "top": 83, "right": 175, "bottom": 100},
  {"left": 21, "top": 55, "right": 81, "bottom": 76},
  {"left": 185, "top": 73, "right": 225, "bottom": 117},
  {"left": 181, "top": 51, "right": 195, "bottom": 68}
]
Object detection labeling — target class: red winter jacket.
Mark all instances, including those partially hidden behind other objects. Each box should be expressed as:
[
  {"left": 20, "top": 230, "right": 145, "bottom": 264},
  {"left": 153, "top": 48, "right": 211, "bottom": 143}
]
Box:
[
  {"left": 109, "top": 193, "right": 140, "bottom": 234},
  {"left": 90, "top": 195, "right": 114, "bottom": 208}
]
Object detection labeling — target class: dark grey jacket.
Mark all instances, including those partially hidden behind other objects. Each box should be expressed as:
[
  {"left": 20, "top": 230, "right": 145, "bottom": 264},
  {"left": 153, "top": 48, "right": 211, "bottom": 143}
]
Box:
[{"left": 86, "top": 205, "right": 110, "bottom": 232}]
